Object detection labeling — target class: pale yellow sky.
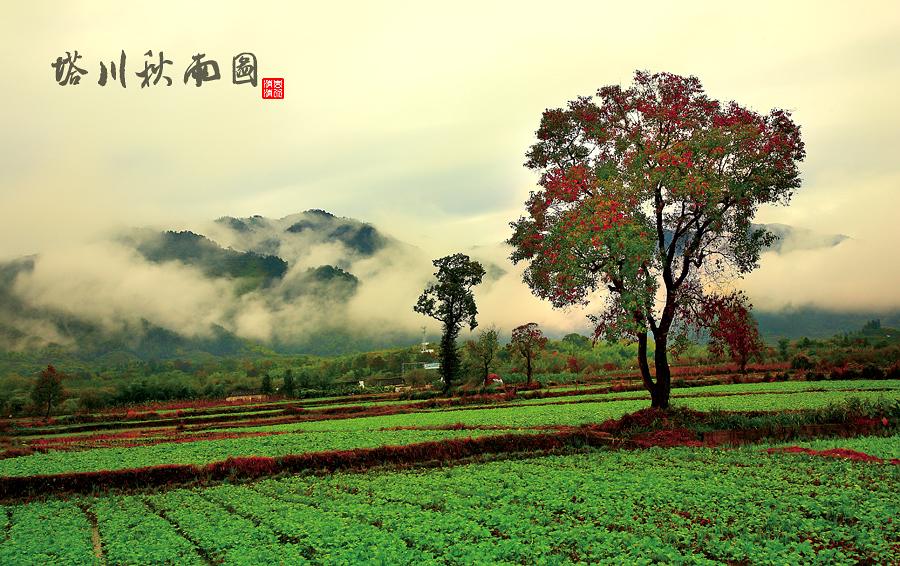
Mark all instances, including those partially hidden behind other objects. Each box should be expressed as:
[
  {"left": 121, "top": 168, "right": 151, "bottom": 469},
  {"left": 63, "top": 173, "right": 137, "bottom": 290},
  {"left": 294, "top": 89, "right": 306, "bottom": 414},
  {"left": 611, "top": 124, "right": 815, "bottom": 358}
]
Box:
[{"left": 1, "top": 0, "right": 899, "bottom": 315}]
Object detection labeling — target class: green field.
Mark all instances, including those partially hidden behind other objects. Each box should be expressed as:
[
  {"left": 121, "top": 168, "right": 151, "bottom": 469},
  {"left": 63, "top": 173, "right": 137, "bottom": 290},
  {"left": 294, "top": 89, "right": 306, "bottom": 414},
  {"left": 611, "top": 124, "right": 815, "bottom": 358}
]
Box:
[
  {"left": 2, "top": 381, "right": 898, "bottom": 477},
  {"left": 2, "top": 439, "right": 897, "bottom": 564},
  {"left": 1, "top": 378, "right": 898, "bottom": 564}
]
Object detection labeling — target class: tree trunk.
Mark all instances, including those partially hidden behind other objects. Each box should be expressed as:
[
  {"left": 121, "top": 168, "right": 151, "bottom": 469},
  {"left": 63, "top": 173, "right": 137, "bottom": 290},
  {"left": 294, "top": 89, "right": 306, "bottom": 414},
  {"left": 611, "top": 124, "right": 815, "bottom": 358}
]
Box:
[
  {"left": 439, "top": 327, "right": 458, "bottom": 394},
  {"left": 636, "top": 331, "right": 672, "bottom": 409},
  {"left": 636, "top": 333, "right": 654, "bottom": 392},
  {"left": 45, "top": 399, "right": 51, "bottom": 420},
  {"left": 525, "top": 356, "right": 533, "bottom": 384},
  {"left": 651, "top": 337, "right": 671, "bottom": 409}
]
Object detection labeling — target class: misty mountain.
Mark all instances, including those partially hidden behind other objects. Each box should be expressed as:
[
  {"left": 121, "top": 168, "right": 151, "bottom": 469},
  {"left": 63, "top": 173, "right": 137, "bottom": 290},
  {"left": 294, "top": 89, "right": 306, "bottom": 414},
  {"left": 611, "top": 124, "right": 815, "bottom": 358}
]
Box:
[
  {"left": 757, "top": 223, "right": 849, "bottom": 253},
  {"left": 0, "top": 210, "right": 399, "bottom": 358},
  {"left": 0, "top": 210, "right": 881, "bottom": 359},
  {"left": 0, "top": 255, "right": 255, "bottom": 361},
  {"left": 211, "top": 209, "right": 392, "bottom": 264},
  {"left": 131, "top": 230, "right": 288, "bottom": 288}
]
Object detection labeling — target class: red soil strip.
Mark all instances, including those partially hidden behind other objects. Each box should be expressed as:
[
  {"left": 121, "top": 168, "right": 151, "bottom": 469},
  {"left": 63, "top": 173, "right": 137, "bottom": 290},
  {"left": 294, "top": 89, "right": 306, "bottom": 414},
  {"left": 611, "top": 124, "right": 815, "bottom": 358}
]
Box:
[
  {"left": 630, "top": 428, "right": 704, "bottom": 448},
  {"left": 766, "top": 446, "right": 898, "bottom": 464},
  {"left": 30, "top": 430, "right": 162, "bottom": 446},
  {"left": 0, "top": 428, "right": 616, "bottom": 501},
  {"left": 31, "top": 431, "right": 292, "bottom": 451}
]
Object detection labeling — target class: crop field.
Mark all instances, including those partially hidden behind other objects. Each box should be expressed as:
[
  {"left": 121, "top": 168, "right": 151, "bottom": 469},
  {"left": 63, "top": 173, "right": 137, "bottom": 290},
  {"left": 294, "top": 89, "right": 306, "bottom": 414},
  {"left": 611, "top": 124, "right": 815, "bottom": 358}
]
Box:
[
  {"left": 1, "top": 439, "right": 897, "bottom": 564},
  {"left": 1, "top": 380, "right": 897, "bottom": 477},
  {"left": 0, "top": 377, "right": 898, "bottom": 564}
]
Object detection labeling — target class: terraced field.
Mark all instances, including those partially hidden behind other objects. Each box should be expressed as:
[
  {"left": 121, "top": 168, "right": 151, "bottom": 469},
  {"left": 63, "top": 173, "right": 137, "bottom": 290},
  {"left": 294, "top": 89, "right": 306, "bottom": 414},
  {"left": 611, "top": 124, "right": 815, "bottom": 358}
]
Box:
[{"left": 0, "top": 378, "right": 897, "bottom": 564}]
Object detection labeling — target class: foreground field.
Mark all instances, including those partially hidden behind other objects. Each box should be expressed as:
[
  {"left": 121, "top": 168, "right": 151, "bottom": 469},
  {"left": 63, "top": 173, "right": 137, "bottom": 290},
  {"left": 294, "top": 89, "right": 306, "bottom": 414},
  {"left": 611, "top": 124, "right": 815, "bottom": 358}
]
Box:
[
  {"left": 1, "top": 438, "right": 897, "bottom": 565},
  {"left": 0, "top": 377, "right": 897, "bottom": 564}
]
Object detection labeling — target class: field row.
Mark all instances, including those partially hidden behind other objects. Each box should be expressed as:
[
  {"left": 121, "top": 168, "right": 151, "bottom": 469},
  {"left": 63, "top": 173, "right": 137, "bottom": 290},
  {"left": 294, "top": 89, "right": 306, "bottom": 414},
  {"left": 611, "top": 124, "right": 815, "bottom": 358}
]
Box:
[
  {"left": 216, "top": 389, "right": 900, "bottom": 434},
  {"left": 1, "top": 438, "right": 897, "bottom": 564},
  {"left": 14, "top": 379, "right": 899, "bottom": 439},
  {"left": 0, "top": 428, "right": 514, "bottom": 478},
  {"left": 1, "top": 388, "right": 897, "bottom": 477}
]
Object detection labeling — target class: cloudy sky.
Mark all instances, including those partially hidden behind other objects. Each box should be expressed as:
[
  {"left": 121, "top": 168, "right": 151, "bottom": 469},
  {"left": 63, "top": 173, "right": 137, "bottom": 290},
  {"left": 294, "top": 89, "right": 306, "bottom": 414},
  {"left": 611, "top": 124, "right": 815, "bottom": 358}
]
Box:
[{"left": 1, "top": 1, "right": 899, "bottom": 326}]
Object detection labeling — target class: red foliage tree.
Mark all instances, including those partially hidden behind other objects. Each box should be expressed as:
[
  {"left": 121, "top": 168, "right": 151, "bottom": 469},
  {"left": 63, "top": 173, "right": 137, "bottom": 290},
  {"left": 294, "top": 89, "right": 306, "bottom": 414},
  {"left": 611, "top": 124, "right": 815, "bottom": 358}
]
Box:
[
  {"left": 509, "top": 323, "right": 548, "bottom": 384},
  {"left": 699, "top": 291, "right": 763, "bottom": 374},
  {"left": 509, "top": 70, "right": 804, "bottom": 408}
]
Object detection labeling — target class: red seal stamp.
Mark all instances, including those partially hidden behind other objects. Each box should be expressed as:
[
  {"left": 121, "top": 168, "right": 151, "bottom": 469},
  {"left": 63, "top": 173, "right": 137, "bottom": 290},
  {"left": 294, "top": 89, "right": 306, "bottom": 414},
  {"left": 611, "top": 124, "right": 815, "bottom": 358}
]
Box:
[{"left": 262, "top": 78, "right": 283, "bottom": 99}]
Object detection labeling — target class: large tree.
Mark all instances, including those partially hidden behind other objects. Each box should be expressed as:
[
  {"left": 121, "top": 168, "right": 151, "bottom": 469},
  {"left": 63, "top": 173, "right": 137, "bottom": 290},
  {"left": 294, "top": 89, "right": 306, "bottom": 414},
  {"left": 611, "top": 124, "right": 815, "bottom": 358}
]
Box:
[
  {"left": 414, "top": 253, "right": 486, "bottom": 392},
  {"left": 31, "top": 364, "right": 65, "bottom": 420},
  {"left": 509, "top": 71, "right": 804, "bottom": 408}
]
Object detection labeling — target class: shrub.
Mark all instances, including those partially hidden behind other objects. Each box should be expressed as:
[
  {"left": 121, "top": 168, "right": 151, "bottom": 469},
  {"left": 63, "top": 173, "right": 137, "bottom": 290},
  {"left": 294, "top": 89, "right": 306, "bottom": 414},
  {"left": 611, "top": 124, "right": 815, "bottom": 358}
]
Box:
[
  {"left": 861, "top": 364, "right": 884, "bottom": 380},
  {"left": 791, "top": 354, "right": 815, "bottom": 370},
  {"left": 886, "top": 361, "right": 900, "bottom": 380},
  {"left": 59, "top": 399, "right": 80, "bottom": 415},
  {"left": 77, "top": 390, "right": 111, "bottom": 412}
]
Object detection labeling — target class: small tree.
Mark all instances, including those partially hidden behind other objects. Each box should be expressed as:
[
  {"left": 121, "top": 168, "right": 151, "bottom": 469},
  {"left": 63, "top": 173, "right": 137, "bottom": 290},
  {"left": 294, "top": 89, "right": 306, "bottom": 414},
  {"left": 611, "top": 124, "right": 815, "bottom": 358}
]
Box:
[
  {"left": 777, "top": 337, "right": 791, "bottom": 361},
  {"left": 261, "top": 372, "right": 273, "bottom": 395},
  {"left": 699, "top": 291, "right": 763, "bottom": 374},
  {"left": 510, "top": 323, "right": 548, "bottom": 384},
  {"left": 862, "top": 319, "right": 881, "bottom": 332},
  {"left": 295, "top": 367, "right": 315, "bottom": 389},
  {"left": 414, "top": 253, "right": 486, "bottom": 392},
  {"left": 465, "top": 326, "right": 500, "bottom": 385},
  {"left": 32, "top": 365, "right": 65, "bottom": 420},
  {"left": 562, "top": 333, "right": 591, "bottom": 349},
  {"left": 282, "top": 369, "right": 296, "bottom": 397}
]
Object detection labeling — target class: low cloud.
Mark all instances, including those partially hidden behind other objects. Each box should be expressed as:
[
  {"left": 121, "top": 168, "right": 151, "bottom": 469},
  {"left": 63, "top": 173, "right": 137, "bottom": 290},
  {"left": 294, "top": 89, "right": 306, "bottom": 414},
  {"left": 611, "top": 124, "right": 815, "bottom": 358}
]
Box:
[
  {"left": 4, "top": 204, "right": 899, "bottom": 353},
  {"left": 744, "top": 238, "right": 900, "bottom": 313},
  {"left": 13, "top": 242, "right": 235, "bottom": 338}
]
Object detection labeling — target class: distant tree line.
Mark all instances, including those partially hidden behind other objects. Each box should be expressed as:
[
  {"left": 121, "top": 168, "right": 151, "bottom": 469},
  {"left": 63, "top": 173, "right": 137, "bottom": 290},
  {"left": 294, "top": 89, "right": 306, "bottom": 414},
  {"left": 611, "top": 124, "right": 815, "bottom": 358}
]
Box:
[{"left": 1, "top": 319, "right": 897, "bottom": 417}]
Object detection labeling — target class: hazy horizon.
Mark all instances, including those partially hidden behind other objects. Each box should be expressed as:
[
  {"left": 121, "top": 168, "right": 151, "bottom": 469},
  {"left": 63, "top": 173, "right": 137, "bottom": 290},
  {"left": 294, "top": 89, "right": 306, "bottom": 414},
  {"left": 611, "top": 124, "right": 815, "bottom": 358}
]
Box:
[{"left": 2, "top": 1, "right": 899, "bottom": 346}]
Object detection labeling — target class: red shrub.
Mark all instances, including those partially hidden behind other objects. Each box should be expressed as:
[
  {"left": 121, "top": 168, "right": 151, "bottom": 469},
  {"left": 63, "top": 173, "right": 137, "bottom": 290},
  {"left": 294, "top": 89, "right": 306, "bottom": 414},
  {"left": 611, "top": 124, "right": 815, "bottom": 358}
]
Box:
[
  {"left": 599, "top": 408, "right": 670, "bottom": 433},
  {"left": 766, "top": 446, "right": 892, "bottom": 464}
]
